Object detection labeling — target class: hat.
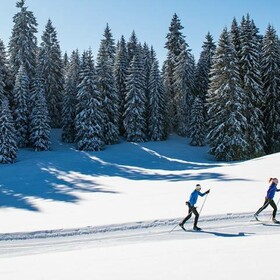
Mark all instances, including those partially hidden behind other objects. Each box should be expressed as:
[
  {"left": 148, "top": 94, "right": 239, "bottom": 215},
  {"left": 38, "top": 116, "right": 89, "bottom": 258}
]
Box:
[{"left": 195, "top": 184, "right": 201, "bottom": 190}]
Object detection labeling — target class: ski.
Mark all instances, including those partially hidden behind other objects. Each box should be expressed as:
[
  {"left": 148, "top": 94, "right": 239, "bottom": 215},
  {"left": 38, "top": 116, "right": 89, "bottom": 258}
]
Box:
[
  {"left": 253, "top": 219, "right": 280, "bottom": 225},
  {"left": 179, "top": 224, "right": 203, "bottom": 232}
]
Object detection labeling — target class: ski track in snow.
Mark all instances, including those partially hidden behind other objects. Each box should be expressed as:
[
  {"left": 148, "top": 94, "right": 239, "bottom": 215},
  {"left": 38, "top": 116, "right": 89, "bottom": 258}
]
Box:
[{"left": 1, "top": 212, "right": 279, "bottom": 258}]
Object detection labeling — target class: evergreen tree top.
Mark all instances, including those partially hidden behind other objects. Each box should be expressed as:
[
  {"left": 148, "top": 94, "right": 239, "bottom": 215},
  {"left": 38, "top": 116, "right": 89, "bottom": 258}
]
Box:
[{"left": 16, "top": 0, "right": 25, "bottom": 9}]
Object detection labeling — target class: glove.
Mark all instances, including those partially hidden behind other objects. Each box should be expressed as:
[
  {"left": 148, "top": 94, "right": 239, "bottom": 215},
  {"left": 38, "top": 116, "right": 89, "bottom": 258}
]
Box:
[{"left": 205, "top": 189, "right": 210, "bottom": 194}]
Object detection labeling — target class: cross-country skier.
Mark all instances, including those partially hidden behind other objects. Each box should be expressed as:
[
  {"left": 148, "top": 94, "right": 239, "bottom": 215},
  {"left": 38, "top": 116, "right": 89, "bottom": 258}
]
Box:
[
  {"left": 179, "top": 184, "right": 210, "bottom": 231},
  {"left": 254, "top": 178, "right": 280, "bottom": 223}
]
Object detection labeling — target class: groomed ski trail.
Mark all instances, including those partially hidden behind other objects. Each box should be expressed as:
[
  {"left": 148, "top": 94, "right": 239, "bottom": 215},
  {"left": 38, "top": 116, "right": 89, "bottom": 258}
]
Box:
[{"left": 1, "top": 212, "right": 279, "bottom": 257}]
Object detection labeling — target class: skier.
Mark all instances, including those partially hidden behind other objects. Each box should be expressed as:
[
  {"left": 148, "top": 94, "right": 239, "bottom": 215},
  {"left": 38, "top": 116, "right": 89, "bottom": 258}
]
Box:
[
  {"left": 179, "top": 184, "right": 210, "bottom": 231},
  {"left": 254, "top": 178, "right": 280, "bottom": 223}
]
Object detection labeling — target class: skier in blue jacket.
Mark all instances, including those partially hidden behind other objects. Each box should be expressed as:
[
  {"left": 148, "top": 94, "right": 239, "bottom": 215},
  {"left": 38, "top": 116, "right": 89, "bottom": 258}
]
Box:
[
  {"left": 254, "top": 178, "right": 280, "bottom": 223},
  {"left": 179, "top": 184, "right": 210, "bottom": 231}
]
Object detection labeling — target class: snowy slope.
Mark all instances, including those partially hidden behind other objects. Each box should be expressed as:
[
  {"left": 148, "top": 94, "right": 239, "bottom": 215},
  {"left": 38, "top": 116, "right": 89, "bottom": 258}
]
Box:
[{"left": 0, "top": 129, "right": 280, "bottom": 280}]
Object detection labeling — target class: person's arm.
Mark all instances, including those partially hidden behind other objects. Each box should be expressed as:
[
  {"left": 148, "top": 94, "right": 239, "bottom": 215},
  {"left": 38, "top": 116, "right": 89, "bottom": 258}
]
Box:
[
  {"left": 205, "top": 189, "right": 210, "bottom": 195},
  {"left": 198, "top": 189, "right": 210, "bottom": 197}
]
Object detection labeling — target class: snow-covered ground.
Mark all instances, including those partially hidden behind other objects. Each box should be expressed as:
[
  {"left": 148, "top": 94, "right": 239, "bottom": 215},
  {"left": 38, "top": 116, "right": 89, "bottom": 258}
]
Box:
[{"left": 0, "top": 130, "right": 279, "bottom": 279}]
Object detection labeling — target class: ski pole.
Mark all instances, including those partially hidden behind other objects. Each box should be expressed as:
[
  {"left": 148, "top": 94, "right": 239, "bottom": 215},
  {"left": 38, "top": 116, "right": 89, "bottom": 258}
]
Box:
[
  {"left": 199, "top": 192, "right": 209, "bottom": 216},
  {"left": 169, "top": 223, "right": 179, "bottom": 233}
]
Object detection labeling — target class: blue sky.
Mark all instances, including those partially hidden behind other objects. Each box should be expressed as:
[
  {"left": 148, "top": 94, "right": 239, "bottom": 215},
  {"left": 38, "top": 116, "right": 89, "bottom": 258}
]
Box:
[{"left": 0, "top": 0, "right": 280, "bottom": 66}]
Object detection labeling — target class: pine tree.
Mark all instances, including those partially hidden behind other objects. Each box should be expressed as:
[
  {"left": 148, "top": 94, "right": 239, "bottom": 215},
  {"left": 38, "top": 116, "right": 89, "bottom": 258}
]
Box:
[
  {"left": 0, "top": 60, "right": 17, "bottom": 163},
  {"left": 38, "top": 19, "right": 64, "bottom": 128},
  {"left": 207, "top": 28, "right": 249, "bottom": 161},
  {"left": 192, "top": 33, "right": 216, "bottom": 145},
  {"left": 141, "top": 42, "right": 153, "bottom": 138},
  {"left": 63, "top": 52, "right": 69, "bottom": 69},
  {"left": 230, "top": 17, "right": 241, "bottom": 61},
  {"left": 0, "top": 40, "right": 13, "bottom": 105},
  {"left": 0, "top": 98, "right": 17, "bottom": 163},
  {"left": 195, "top": 33, "right": 216, "bottom": 101},
  {"left": 29, "top": 70, "right": 51, "bottom": 151},
  {"left": 62, "top": 50, "right": 80, "bottom": 143},
  {"left": 148, "top": 58, "right": 167, "bottom": 140},
  {"left": 13, "top": 64, "right": 30, "bottom": 148},
  {"left": 173, "top": 42, "right": 195, "bottom": 136},
  {"left": 97, "top": 25, "right": 119, "bottom": 145},
  {"left": 75, "top": 50, "right": 105, "bottom": 151},
  {"left": 102, "top": 23, "right": 116, "bottom": 63},
  {"left": 261, "top": 25, "right": 280, "bottom": 153},
  {"left": 124, "top": 50, "right": 147, "bottom": 142},
  {"left": 142, "top": 43, "right": 152, "bottom": 98},
  {"left": 163, "top": 13, "right": 186, "bottom": 133},
  {"left": 127, "top": 30, "right": 138, "bottom": 64},
  {"left": 239, "top": 14, "right": 266, "bottom": 157},
  {"left": 9, "top": 0, "right": 38, "bottom": 80},
  {"left": 114, "top": 35, "right": 128, "bottom": 135},
  {"left": 189, "top": 97, "right": 205, "bottom": 146}
]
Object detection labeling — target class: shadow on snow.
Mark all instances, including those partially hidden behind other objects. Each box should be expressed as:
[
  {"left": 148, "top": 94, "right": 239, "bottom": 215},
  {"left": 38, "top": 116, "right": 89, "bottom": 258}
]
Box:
[
  {"left": 194, "top": 230, "right": 255, "bottom": 238},
  {"left": 0, "top": 130, "right": 250, "bottom": 212}
]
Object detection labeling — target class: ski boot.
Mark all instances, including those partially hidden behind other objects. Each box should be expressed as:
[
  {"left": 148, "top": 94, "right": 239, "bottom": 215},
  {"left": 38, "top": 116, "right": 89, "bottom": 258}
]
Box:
[
  {"left": 193, "top": 226, "right": 202, "bottom": 231},
  {"left": 179, "top": 223, "right": 186, "bottom": 231}
]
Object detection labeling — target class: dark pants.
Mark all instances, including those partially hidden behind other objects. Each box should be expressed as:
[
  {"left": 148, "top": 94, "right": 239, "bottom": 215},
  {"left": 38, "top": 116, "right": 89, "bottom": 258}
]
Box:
[
  {"left": 181, "top": 202, "right": 199, "bottom": 227},
  {"left": 256, "top": 198, "right": 277, "bottom": 218}
]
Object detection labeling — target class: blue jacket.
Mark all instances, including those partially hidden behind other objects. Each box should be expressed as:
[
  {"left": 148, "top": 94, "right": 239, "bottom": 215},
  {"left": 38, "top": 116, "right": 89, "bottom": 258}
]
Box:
[
  {"left": 266, "top": 183, "right": 280, "bottom": 200},
  {"left": 189, "top": 190, "right": 207, "bottom": 206}
]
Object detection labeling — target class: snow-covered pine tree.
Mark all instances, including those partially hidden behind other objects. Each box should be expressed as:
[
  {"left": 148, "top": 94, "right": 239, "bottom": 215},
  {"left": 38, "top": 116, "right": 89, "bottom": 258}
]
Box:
[
  {"left": 173, "top": 42, "right": 195, "bottom": 136},
  {"left": 0, "top": 40, "right": 13, "bottom": 105},
  {"left": 0, "top": 60, "right": 17, "bottom": 163},
  {"left": 194, "top": 33, "right": 216, "bottom": 102},
  {"left": 8, "top": 0, "right": 38, "bottom": 81},
  {"left": 123, "top": 49, "right": 147, "bottom": 142},
  {"left": 75, "top": 50, "right": 105, "bottom": 151},
  {"left": 163, "top": 13, "right": 186, "bottom": 133},
  {"left": 207, "top": 28, "right": 249, "bottom": 161},
  {"left": 29, "top": 69, "right": 51, "bottom": 151},
  {"left": 148, "top": 57, "right": 167, "bottom": 141},
  {"left": 127, "top": 30, "right": 138, "bottom": 65},
  {"left": 141, "top": 42, "right": 153, "bottom": 139},
  {"left": 192, "top": 33, "right": 216, "bottom": 145},
  {"left": 63, "top": 52, "right": 69, "bottom": 71},
  {"left": 62, "top": 52, "right": 69, "bottom": 82},
  {"left": 62, "top": 50, "right": 80, "bottom": 143},
  {"left": 38, "top": 19, "right": 64, "bottom": 128},
  {"left": 96, "top": 25, "right": 119, "bottom": 145},
  {"left": 102, "top": 23, "right": 116, "bottom": 63},
  {"left": 189, "top": 97, "right": 205, "bottom": 146},
  {"left": 142, "top": 43, "right": 152, "bottom": 96},
  {"left": 114, "top": 35, "right": 128, "bottom": 136},
  {"left": 12, "top": 64, "right": 30, "bottom": 148},
  {"left": 239, "top": 14, "right": 266, "bottom": 157},
  {"left": 0, "top": 98, "right": 17, "bottom": 163},
  {"left": 261, "top": 25, "right": 280, "bottom": 153},
  {"left": 230, "top": 17, "right": 242, "bottom": 65}
]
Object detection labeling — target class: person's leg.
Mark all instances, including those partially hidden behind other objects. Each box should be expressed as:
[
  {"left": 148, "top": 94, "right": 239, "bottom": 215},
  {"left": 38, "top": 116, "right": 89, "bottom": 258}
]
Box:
[
  {"left": 255, "top": 198, "right": 269, "bottom": 216},
  {"left": 180, "top": 204, "right": 193, "bottom": 226},
  {"left": 192, "top": 207, "right": 200, "bottom": 229},
  {"left": 269, "top": 200, "right": 277, "bottom": 219}
]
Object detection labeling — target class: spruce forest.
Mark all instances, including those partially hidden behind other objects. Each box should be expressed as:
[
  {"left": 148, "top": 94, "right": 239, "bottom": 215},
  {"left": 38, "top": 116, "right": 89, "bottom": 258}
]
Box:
[{"left": 1, "top": 0, "right": 280, "bottom": 164}]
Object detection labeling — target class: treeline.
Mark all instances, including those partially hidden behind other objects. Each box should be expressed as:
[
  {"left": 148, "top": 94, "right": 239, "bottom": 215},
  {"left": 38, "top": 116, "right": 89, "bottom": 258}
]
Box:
[{"left": 1, "top": 0, "right": 280, "bottom": 163}]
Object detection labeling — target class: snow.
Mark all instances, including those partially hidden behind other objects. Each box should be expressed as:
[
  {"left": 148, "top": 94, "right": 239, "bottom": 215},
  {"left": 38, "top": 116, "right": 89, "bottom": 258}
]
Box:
[{"left": 0, "top": 129, "right": 280, "bottom": 279}]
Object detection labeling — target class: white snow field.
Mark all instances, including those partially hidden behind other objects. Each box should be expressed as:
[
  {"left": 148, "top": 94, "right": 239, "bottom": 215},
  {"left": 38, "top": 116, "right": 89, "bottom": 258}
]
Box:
[{"left": 0, "top": 129, "right": 280, "bottom": 280}]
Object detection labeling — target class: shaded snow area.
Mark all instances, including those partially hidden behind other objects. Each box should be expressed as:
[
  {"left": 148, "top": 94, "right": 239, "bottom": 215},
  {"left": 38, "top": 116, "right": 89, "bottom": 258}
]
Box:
[{"left": 0, "top": 130, "right": 280, "bottom": 279}]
